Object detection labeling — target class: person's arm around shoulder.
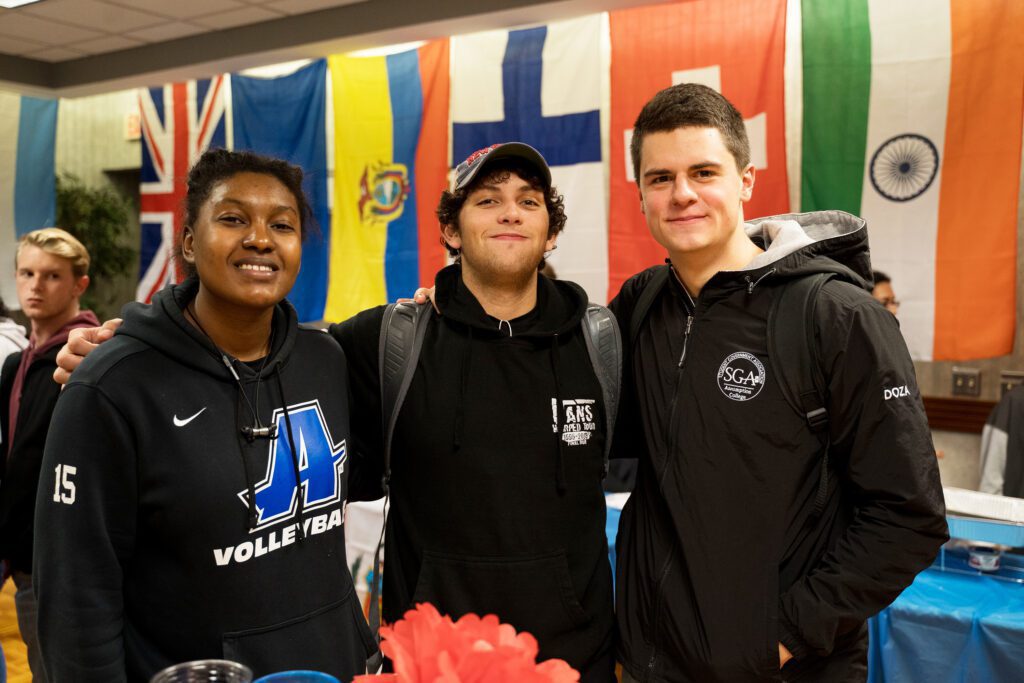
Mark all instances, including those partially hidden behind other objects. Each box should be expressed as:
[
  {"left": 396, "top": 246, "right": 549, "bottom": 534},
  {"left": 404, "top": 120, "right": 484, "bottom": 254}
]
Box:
[
  {"left": 53, "top": 318, "right": 122, "bottom": 384},
  {"left": 777, "top": 284, "right": 948, "bottom": 661},
  {"left": 328, "top": 308, "right": 390, "bottom": 502},
  {"left": 34, "top": 380, "right": 137, "bottom": 682}
]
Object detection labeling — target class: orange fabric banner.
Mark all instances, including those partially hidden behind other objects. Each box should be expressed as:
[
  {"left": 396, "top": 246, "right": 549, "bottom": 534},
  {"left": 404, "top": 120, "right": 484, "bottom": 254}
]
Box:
[
  {"left": 415, "top": 39, "right": 451, "bottom": 288},
  {"left": 932, "top": 0, "right": 1024, "bottom": 360}
]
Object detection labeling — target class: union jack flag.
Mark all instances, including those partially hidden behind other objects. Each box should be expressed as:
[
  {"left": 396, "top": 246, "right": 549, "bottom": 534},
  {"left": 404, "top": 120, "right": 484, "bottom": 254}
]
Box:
[{"left": 137, "top": 77, "right": 229, "bottom": 302}]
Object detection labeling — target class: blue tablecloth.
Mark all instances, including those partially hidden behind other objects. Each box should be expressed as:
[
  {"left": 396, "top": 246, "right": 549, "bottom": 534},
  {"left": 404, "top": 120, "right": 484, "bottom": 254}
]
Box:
[{"left": 868, "top": 567, "right": 1024, "bottom": 682}]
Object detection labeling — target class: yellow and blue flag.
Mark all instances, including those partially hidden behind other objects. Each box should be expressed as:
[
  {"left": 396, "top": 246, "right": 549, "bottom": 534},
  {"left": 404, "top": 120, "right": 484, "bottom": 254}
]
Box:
[{"left": 325, "top": 41, "right": 450, "bottom": 323}]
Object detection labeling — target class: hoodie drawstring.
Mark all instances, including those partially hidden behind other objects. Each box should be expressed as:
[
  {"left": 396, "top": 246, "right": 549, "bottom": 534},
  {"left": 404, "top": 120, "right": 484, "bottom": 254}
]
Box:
[
  {"left": 550, "top": 334, "right": 567, "bottom": 495},
  {"left": 745, "top": 268, "right": 777, "bottom": 294},
  {"left": 453, "top": 325, "right": 473, "bottom": 451},
  {"left": 234, "top": 390, "right": 261, "bottom": 530},
  {"left": 276, "top": 371, "right": 305, "bottom": 542}
]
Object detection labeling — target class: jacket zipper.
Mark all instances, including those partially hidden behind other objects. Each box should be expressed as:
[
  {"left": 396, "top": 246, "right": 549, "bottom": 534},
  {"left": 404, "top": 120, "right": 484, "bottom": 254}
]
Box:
[{"left": 647, "top": 297, "right": 696, "bottom": 681}]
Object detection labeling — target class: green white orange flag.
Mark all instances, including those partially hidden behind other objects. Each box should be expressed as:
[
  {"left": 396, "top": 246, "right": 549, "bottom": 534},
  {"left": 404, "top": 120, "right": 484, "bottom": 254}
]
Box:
[{"left": 796, "top": 0, "right": 1024, "bottom": 361}]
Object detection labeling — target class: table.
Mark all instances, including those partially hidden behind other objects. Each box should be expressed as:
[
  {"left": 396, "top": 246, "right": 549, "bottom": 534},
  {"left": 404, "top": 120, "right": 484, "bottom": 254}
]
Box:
[{"left": 868, "top": 566, "right": 1024, "bottom": 682}]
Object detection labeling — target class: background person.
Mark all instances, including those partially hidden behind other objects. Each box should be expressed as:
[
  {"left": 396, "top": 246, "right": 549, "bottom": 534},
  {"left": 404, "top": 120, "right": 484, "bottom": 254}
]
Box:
[
  {"left": 871, "top": 270, "right": 899, "bottom": 316},
  {"left": 34, "top": 149, "right": 374, "bottom": 682},
  {"left": 0, "top": 228, "right": 96, "bottom": 683},
  {"left": 0, "top": 296, "right": 28, "bottom": 367}
]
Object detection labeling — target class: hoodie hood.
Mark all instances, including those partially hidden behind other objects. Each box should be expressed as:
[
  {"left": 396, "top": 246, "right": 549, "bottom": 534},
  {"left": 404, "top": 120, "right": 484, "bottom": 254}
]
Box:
[
  {"left": 433, "top": 263, "right": 589, "bottom": 337},
  {"left": 116, "top": 276, "right": 297, "bottom": 381},
  {"left": 0, "top": 319, "right": 28, "bottom": 353},
  {"left": 742, "top": 210, "right": 873, "bottom": 290}
]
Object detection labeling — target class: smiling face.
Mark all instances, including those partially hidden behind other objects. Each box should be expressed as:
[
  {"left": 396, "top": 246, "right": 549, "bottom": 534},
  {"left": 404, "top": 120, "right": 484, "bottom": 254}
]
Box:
[
  {"left": 182, "top": 171, "right": 302, "bottom": 313},
  {"left": 442, "top": 170, "right": 556, "bottom": 285},
  {"left": 638, "top": 126, "right": 755, "bottom": 263}
]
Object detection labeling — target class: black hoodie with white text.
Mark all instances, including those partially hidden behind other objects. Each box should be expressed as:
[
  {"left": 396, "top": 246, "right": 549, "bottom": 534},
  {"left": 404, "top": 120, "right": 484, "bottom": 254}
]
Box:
[
  {"left": 34, "top": 278, "right": 376, "bottom": 682},
  {"left": 334, "top": 264, "right": 615, "bottom": 680}
]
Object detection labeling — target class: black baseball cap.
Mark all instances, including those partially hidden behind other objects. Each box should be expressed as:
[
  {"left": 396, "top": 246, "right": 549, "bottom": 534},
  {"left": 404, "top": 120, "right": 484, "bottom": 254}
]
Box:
[{"left": 453, "top": 142, "right": 552, "bottom": 192}]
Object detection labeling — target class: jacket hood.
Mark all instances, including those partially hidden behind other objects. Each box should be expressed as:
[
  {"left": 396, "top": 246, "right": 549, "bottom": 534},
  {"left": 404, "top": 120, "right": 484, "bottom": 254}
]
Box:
[
  {"left": 115, "top": 276, "right": 297, "bottom": 381},
  {"left": 32, "top": 310, "right": 100, "bottom": 358},
  {"left": 0, "top": 319, "right": 28, "bottom": 349},
  {"left": 742, "top": 210, "right": 873, "bottom": 290},
  {"left": 433, "top": 264, "right": 589, "bottom": 337}
]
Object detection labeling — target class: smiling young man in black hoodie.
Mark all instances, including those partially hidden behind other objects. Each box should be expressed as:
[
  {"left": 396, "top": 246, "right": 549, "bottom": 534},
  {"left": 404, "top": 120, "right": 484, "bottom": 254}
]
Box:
[
  {"left": 611, "top": 84, "right": 948, "bottom": 683},
  {"left": 335, "top": 143, "right": 616, "bottom": 681}
]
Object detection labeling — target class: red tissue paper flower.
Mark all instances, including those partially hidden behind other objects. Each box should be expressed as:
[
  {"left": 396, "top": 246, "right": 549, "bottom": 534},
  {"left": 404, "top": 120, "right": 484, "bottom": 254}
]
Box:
[{"left": 353, "top": 602, "right": 580, "bottom": 683}]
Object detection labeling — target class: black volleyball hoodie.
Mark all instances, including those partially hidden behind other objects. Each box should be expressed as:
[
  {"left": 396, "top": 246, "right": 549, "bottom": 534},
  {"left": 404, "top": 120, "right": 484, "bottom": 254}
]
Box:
[
  {"left": 335, "top": 264, "right": 615, "bottom": 680},
  {"left": 34, "top": 278, "right": 376, "bottom": 683}
]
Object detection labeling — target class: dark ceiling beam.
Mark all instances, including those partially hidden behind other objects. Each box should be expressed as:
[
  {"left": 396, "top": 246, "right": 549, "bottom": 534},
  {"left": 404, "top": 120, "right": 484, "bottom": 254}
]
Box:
[
  {"left": 0, "top": 0, "right": 667, "bottom": 96},
  {"left": 0, "top": 51, "right": 52, "bottom": 89}
]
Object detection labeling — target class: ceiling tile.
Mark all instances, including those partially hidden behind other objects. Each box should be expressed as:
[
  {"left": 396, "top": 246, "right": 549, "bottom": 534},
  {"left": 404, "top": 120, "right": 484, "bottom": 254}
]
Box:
[
  {"left": 0, "top": 12, "right": 102, "bottom": 44},
  {"left": 68, "top": 34, "right": 145, "bottom": 55},
  {"left": 268, "top": 0, "right": 367, "bottom": 15},
  {"left": 108, "top": 0, "right": 244, "bottom": 20},
  {"left": 23, "top": 0, "right": 164, "bottom": 32},
  {"left": 125, "top": 21, "right": 205, "bottom": 43},
  {"left": 0, "top": 34, "right": 45, "bottom": 55},
  {"left": 193, "top": 5, "right": 283, "bottom": 30},
  {"left": 26, "top": 46, "right": 87, "bottom": 62}
]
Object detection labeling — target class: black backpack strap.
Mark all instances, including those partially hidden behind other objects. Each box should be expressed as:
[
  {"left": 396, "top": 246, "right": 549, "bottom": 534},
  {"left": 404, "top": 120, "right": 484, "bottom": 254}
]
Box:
[
  {"left": 767, "top": 273, "right": 834, "bottom": 519},
  {"left": 582, "top": 304, "right": 622, "bottom": 478},
  {"left": 629, "top": 266, "right": 671, "bottom": 347},
  {"left": 367, "top": 300, "right": 432, "bottom": 672},
  {"left": 379, "top": 301, "right": 433, "bottom": 488}
]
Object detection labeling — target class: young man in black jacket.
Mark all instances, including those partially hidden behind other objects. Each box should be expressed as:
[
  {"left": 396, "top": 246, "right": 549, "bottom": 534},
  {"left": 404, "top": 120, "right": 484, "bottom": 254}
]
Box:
[
  {"left": 611, "top": 83, "right": 948, "bottom": 682},
  {"left": 1, "top": 228, "right": 97, "bottom": 682}
]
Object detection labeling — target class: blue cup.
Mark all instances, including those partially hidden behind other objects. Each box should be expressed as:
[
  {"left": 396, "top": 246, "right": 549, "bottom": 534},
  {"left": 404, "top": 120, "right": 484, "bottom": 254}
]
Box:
[{"left": 252, "top": 672, "right": 340, "bottom": 683}]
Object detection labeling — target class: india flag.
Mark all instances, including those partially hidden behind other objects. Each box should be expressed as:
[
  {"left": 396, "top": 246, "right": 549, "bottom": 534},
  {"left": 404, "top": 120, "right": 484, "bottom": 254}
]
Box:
[
  {"left": 0, "top": 93, "right": 58, "bottom": 307},
  {"left": 794, "top": 0, "right": 1024, "bottom": 361},
  {"left": 325, "top": 41, "right": 450, "bottom": 323}
]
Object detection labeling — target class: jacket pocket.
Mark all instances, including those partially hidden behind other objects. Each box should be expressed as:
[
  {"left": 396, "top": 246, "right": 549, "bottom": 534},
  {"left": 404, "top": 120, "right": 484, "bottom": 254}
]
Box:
[
  {"left": 411, "top": 549, "right": 590, "bottom": 636},
  {"left": 222, "top": 588, "right": 376, "bottom": 679}
]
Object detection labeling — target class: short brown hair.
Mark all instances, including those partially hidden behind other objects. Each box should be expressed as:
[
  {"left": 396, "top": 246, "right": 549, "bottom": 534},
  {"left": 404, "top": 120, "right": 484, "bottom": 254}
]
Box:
[
  {"left": 16, "top": 227, "right": 90, "bottom": 278},
  {"left": 630, "top": 83, "right": 751, "bottom": 181}
]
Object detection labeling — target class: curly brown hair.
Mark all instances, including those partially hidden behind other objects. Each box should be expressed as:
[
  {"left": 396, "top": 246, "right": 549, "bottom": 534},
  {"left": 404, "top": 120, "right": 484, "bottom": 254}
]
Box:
[{"left": 435, "top": 158, "right": 566, "bottom": 266}]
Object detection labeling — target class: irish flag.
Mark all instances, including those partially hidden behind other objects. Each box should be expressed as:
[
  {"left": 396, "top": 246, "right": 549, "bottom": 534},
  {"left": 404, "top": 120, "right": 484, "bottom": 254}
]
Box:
[{"left": 796, "top": 0, "right": 1024, "bottom": 361}]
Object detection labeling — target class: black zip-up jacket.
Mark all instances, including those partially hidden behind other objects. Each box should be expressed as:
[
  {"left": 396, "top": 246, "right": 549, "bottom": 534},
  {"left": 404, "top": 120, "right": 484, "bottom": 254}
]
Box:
[
  {"left": 332, "top": 264, "right": 616, "bottom": 681},
  {"left": 611, "top": 212, "right": 948, "bottom": 682},
  {"left": 0, "top": 311, "right": 98, "bottom": 574},
  {"left": 33, "top": 279, "right": 376, "bottom": 682}
]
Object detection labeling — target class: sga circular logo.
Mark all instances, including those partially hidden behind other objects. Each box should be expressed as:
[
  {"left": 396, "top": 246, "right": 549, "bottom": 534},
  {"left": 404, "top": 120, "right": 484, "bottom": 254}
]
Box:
[{"left": 717, "top": 352, "right": 766, "bottom": 401}]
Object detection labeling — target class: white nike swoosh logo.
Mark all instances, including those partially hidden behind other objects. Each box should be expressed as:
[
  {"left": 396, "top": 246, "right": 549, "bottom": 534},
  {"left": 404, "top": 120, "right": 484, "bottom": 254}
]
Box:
[{"left": 173, "top": 407, "right": 208, "bottom": 427}]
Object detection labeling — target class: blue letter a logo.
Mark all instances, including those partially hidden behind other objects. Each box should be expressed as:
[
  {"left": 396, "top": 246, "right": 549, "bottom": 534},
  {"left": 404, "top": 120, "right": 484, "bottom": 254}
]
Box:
[{"left": 239, "top": 400, "right": 346, "bottom": 529}]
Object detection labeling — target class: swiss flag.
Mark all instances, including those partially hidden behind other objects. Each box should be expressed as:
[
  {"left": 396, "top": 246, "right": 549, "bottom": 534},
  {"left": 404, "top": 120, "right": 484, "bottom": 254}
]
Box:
[{"left": 607, "top": 0, "right": 789, "bottom": 298}]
